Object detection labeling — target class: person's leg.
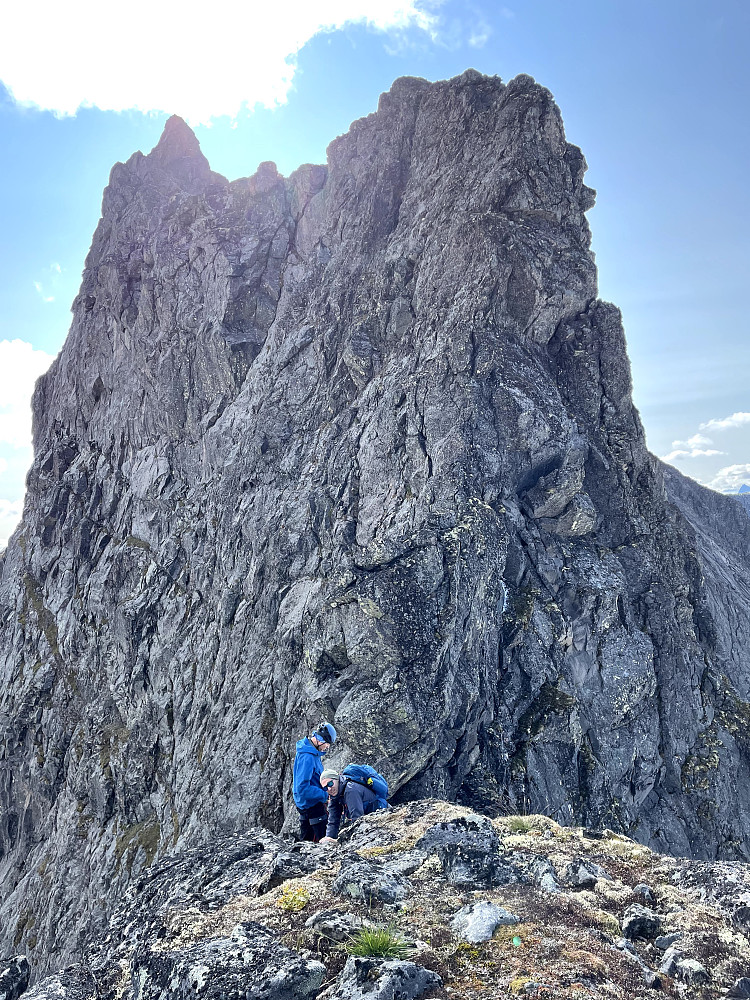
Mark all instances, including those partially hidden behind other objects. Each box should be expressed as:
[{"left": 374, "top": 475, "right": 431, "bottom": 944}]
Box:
[
  {"left": 309, "top": 814, "right": 327, "bottom": 843},
  {"left": 298, "top": 811, "right": 314, "bottom": 841}
]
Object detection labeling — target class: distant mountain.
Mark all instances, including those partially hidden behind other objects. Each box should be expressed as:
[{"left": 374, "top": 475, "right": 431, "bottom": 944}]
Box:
[{"left": 739, "top": 484, "right": 750, "bottom": 494}]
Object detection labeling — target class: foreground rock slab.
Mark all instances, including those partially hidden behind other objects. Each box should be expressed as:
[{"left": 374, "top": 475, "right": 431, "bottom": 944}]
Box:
[{"left": 319, "top": 958, "right": 441, "bottom": 1000}]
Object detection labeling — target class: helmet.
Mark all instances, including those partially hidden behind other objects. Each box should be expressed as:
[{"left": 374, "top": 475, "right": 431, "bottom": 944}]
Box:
[{"left": 314, "top": 722, "right": 337, "bottom": 744}]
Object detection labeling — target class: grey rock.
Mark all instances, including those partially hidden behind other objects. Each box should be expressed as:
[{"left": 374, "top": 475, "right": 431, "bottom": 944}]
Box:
[
  {"left": 305, "top": 909, "right": 371, "bottom": 942},
  {"left": 450, "top": 901, "right": 519, "bottom": 942},
  {"left": 726, "top": 978, "right": 750, "bottom": 998},
  {"left": 15, "top": 968, "right": 95, "bottom": 1000},
  {"left": 643, "top": 970, "right": 662, "bottom": 990},
  {"left": 522, "top": 855, "right": 560, "bottom": 893},
  {"left": 654, "top": 931, "right": 682, "bottom": 950},
  {"left": 415, "top": 816, "right": 500, "bottom": 855},
  {"left": 658, "top": 945, "right": 684, "bottom": 976},
  {"left": 2, "top": 68, "right": 750, "bottom": 976},
  {"left": 612, "top": 938, "right": 660, "bottom": 987},
  {"left": 380, "top": 850, "right": 428, "bottom": 878},
  {"left": 332, "top": 854, "right": 408, "bottom": 904},
  {"left": 562, "top": 858, "right": 610, "bottom": 889},
  {"left": 632, "top": 883, "right": 655, "bottom": 905},
  {"left": 0, "top": 959, "right": 31, "bottom": 1000},
  {"left": 675, "top": 958, "right": 710, "bottom": 985},
  {"left": 416, "top": 816, "right": 509, "bottom": 888},
  {"left": 261, "top": 844, "right": 326, "bottom": 890},
  {"left": 319, "top": 957, "right": 440, "bottom": 1000},
  {"left": 131, "top": 920, "right": 325, "bottom": 1000},
  {"left": 622, "top": 904, "right": 662, "bottom": 940},
  {"left": 613, "top": 937, "right": 637, "bottom": 954}
]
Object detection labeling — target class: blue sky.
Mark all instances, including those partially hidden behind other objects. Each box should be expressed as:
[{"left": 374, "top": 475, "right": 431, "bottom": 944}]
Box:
[{"left": 1, "top": 0, "right": 749, "bottom": 544}]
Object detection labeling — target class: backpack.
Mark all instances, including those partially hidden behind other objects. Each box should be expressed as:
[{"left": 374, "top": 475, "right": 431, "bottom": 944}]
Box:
[{"left": 342, "top": 764, "right": 389, "bottom": 808}]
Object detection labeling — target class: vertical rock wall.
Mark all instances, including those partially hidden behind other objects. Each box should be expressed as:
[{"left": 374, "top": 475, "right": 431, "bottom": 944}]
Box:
[{"left": 0, "top": 70, "right": 748, "bottom": 974}]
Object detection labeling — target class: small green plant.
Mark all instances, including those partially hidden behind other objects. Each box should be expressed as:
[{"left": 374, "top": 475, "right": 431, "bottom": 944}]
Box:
[
  {"left": 276, "top": 882, "right": 310, "bottom": 912},
  {"left": 347, "top": 924, "right": 410, "bottom": 959},
  {"left": 506, "top": 816, "right": 533, "bottom": 834}
]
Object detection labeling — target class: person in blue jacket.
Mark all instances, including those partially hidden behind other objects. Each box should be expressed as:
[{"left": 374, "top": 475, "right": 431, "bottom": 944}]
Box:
[
  {"left": 292, "top": 722, "right": 337, "bottom": 842},
  {"left": 319, "top": 768, "right": 383, "bottom": 843}
]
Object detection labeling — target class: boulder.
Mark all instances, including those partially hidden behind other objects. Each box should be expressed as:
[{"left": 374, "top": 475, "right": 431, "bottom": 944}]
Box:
[
  {"left": 305, "top": 909, "right": 372, "bottom": 942},
  {"left": 131, "top": 921, "right": 325, "bottom": 1000},
  {"left": 562, "top": 859, "right": 610, "bottom": 890},
  {"left": 319, "top": 957, "right": 441, "bottom": 1000},
  {"left": 450, "top": 901, "right": 519, "bottom": 943},
  {"left": 726, "top": 978, "right": 750, "bottom": 998},
  {"left": 333, "top": 854, "right": 409, "bottom": 904},
  {"left": 0, "top": 959, "right": 30, "bottom": 1000},
  {"left": 621, "top": 904, "right": 662, "bottom": 940}
]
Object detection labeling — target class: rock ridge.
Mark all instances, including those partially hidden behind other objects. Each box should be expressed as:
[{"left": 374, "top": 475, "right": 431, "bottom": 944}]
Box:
[
  {"left": 1, "top": 69, "right": 749, "bottom": 977},
  {"left": 12, "top": 802, "right": 750, "bottom": 1000}
]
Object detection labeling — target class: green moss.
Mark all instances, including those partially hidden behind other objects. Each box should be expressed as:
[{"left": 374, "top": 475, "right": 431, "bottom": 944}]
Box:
[
  {"left": 276, "top": 882, "right": 310, "bottom": 912},
  {"left": 504, "top": 585, "right": 539, "bottom": 630},
  {"left": 717, "top": 683, "right": 750, "bottom": 754},
  {"left": 116, "top": 817, "right": 160, "bottom": 868},
  {"left": 517, "top": 681, "right": 575, "bottom": 739},
  {"left": 123, "top": 535, "right": 151, "bottom": 551},
  {"left": 681, "top": 723, "right": 721, "bottom": 793},
  {"left": 23, "top": 572, "right": 60, "bottom": 661},
  {"left": 13, "top": 910, "right": 36, "bottom": 947},
  {"left": 454, "top": 941, "right": 481, "bottom": 960},
  {"left": 361, "top": 839, "right": 412, "bottom": 858}
]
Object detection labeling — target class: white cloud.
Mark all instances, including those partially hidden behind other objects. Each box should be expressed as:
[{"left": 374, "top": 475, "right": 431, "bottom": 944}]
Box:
[
  {"left": 466, "top": 5, "right": 492, "bottom": 48},
  {"left": 0, "top": 497, "right": 24, "bottom": 550},
  {"left": 661, "top": 447, "right": 724, "bottom": 463},
  {"left": 678, "top": 433, "right": 714, "bottom": 448},
  {"left": 468, "top": 22, "right": 491, "bottom": 47},
  {"left": 706, "top": 464, "right": 750, "bottom": 494},
  {"left": 0, "top": 1, "right": 440, "bottom": 124},
  {"left": 699, "top": 412, "right": 750, "bottom": 433},
  {"left": 0, "top": 339, "right": 56, "bottom": 450},
  {"left": 34, "top": 281, "right": 55, "bottom": 304},
  {"left": 33, "top": 263, "right": 65, "bottom": 303}
]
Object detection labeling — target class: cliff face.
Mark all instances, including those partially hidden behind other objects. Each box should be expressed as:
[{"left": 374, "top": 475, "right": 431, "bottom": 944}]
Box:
[{"left": 1, "top": 69, "right": 749, "bottom": 975}]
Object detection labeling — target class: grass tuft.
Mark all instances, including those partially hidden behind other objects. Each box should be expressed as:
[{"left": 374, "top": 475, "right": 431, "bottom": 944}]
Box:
[{"left": 347, "top": 924, "right": 411, "bottom": 959}]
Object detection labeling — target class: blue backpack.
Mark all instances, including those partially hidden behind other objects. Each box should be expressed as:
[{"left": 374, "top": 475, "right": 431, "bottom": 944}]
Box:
[{"left": 342, "top": 764, "right": 389, "bottom": 808}]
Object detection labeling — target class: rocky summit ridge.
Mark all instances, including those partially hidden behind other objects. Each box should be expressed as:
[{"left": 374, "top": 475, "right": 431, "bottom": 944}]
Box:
[
  {"left": 7, "top": 803, "right": 750, "bottom": 1000},
  {"left": 1, "top": 69, "right": 750, "bottom": 980}
]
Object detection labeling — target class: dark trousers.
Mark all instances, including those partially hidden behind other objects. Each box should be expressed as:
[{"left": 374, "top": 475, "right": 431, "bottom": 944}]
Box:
[{"left": 298, "top": 804, "right": 327, "bottom": 842}]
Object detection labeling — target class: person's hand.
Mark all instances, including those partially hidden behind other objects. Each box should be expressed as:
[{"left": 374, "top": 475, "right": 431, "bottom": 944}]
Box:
[{"left": 319, "top": 836, "right": 338, "bottom": 846}]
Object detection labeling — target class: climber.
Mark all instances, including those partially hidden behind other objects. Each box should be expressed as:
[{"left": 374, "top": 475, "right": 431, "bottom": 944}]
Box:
[
  {"left": 292, "top": 722, "right": 337, "bottom": 842},
  {"left": 319, "top": 766, "right": 387, "bottom": 844}
]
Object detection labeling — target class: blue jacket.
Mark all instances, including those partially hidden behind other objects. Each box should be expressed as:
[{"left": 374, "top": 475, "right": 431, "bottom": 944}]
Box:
[
  {"left": 292, "top": 738, "right": 328, "bottom": 811},
  {"left": 325, "top": 777, "right": 382, "bottom": 839}
]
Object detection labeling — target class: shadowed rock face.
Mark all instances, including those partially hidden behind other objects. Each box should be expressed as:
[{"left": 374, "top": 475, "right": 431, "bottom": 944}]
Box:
[{"left": 1, "top": 69, "right": 749, "bottom": 975}]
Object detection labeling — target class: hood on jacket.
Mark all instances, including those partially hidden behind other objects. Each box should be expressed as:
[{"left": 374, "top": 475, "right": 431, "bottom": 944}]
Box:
[{"left": 295, "top": 737, "right": 321, "bottom": 755}]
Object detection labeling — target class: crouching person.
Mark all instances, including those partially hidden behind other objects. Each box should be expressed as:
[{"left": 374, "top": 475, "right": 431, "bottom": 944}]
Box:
[{"left": 319, "top": 765, "right": 388, "bottom": 844}]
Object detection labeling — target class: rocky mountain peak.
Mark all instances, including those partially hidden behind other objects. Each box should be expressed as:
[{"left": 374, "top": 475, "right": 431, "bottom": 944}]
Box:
[
  {"left": 2, "top": 70, "right": 750, "bottom": 981},
  {"left": 153, "top": 113, "right": 201, "bottom": 156}
]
